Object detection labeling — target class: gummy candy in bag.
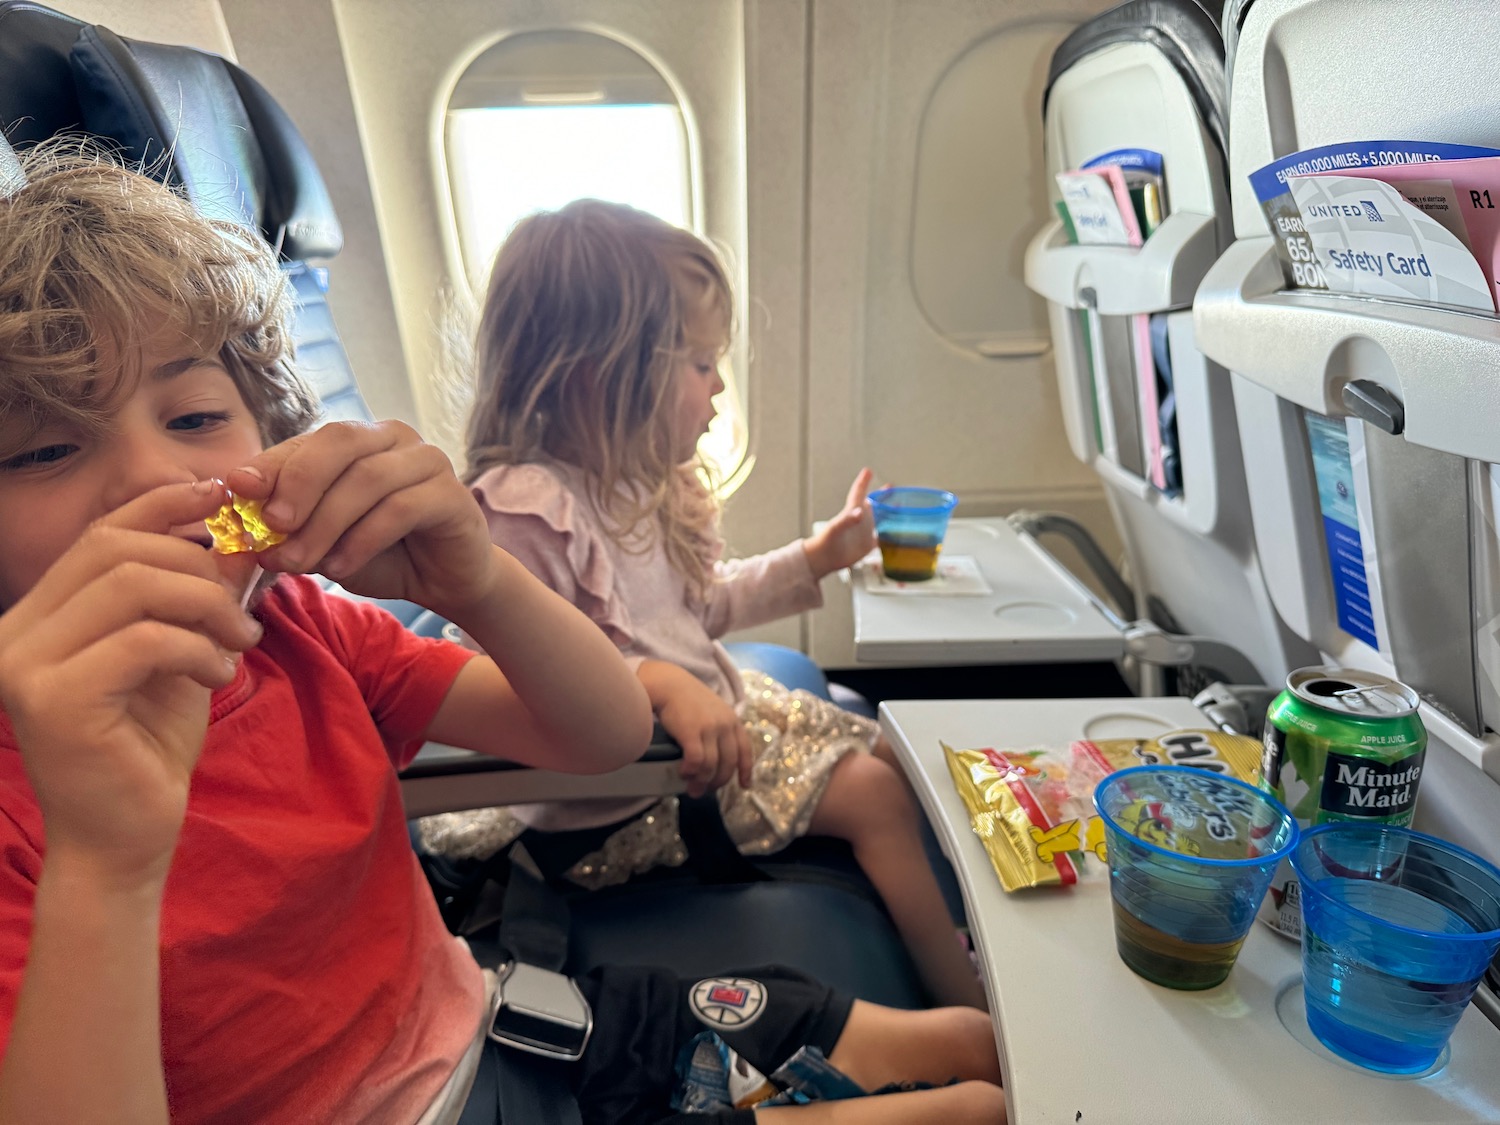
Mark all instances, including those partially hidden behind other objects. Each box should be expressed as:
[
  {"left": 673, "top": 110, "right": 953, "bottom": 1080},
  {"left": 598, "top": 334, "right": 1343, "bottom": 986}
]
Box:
[{"left": 943, "top": 730, "right": 1262, "bottom": 892}]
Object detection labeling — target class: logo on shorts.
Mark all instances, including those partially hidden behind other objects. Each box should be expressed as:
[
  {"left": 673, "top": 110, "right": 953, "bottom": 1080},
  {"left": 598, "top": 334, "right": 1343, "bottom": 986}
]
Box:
[{"left": 689, "top": 976, "right": 767, "bottom": 1031}]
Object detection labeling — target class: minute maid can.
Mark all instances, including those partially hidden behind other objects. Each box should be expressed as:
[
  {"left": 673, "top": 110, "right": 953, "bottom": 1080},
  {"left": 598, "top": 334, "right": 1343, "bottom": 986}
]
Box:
[{"left": 1255, "top": 667, "right": 1426, "bottom": 938}]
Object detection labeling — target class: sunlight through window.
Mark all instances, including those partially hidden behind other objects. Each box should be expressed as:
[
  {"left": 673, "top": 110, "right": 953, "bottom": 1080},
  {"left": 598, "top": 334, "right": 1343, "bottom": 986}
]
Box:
[{"left": 447, "top": 104, "right": 690, "bottom": 287}]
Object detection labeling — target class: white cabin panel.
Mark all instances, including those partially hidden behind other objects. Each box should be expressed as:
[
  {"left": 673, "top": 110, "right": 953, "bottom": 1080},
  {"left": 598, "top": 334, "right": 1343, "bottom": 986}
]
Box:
[
  {"left": 50, "top": 0, "right": 233, "bottom": 57},
  {"left": 804, "top": 0, "right": 1117, "bottom": 666}
]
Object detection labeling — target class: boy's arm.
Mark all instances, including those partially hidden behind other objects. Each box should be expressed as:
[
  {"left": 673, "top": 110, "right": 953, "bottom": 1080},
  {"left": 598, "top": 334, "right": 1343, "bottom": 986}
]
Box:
[
  {"left": 420, "top": 545, "right": 652, "bottom": 771},
  {"left": 0, "top": 482, "right": 263, "bottom": 1125},
  {"left": 228, "top": 422, "right": 651, "bottom": 774}
]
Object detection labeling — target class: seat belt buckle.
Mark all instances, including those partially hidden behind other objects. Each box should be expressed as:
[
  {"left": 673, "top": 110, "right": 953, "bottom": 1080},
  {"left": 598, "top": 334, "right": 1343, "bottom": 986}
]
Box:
[{"left": 488, "top": 961, "right": 593, "bottom": 1061}]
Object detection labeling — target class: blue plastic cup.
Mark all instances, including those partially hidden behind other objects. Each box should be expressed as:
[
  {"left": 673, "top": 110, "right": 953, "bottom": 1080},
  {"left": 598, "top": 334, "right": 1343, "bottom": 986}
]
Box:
[
  {"left": 868, "top": 486, "right": 958, "bottom": 582},
  {"left": 1291, "top": 823, "right": 1500, "bottom": 1074},
  {"left": 1095, "top": 765, "right": 1299, "bottom": 990}
]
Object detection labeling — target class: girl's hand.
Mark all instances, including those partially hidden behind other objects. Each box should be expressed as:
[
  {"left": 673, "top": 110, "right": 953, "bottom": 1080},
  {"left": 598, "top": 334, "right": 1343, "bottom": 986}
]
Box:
[
  {"left": 0, "top": 481, "right": 264, "bottom": 887},
  {"left": 640, "top": 661, "right": 754, "bottom": 797},
  {"left": 803, "top": 467, "right": 876, "bottom": 579},
  {"left": 226, "top": 421, "right": 496, "bottom": 620}
]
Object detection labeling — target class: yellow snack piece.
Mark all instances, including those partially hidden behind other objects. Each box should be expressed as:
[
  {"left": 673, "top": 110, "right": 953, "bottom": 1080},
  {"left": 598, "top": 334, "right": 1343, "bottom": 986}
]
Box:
[{"left": 205, "top": 494, "right": 286, "bottom": 554}]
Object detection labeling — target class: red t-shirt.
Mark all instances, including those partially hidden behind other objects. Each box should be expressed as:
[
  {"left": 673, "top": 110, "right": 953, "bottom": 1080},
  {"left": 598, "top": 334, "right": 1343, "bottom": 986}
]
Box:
[{"left": 0, "top": 577, "right": 484, "bottom": 1123}]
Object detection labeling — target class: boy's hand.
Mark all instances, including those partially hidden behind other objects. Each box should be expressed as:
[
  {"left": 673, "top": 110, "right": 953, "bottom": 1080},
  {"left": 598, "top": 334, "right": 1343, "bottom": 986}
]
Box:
[
  {"left": 803, "top": 467, "right": 876, "bottom": 579},
  {"left": 641, "top": 662, "right": 754, "bottom": 797},
  {"left": 0, "top": 481, "right": 264, "bottom": 887},
  {"left": 227, "top": 421, "right": 495, "bottom": 619}
]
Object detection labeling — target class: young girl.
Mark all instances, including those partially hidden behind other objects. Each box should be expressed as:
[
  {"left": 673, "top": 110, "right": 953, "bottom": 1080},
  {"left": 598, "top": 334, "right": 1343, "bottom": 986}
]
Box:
[{"left": 434, "top": 199, "right": 985, "bottom": 1010}]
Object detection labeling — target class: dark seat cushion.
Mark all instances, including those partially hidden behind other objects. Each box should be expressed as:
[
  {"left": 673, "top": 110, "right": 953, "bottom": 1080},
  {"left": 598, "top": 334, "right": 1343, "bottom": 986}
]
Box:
[{"left": 565, "top": 879, "right": 927, "bottom": 1009}]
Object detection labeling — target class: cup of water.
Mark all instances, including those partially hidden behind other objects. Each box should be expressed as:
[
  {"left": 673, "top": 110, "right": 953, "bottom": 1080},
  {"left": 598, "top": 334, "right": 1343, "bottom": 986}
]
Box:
[
  {"left": 1290, "top": 823, "right": 1500, "bottom": 1074},
  {"left": 1095, "top": 765, "right": 1299, "bottom": 990},
  {"left": 868, "top": 486, "right": 958, "bottom": 582}
]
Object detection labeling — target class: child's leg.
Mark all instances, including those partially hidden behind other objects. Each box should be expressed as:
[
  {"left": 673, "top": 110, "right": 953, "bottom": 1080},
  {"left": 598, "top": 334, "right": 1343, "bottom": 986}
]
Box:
[
  {"left": 829, "top": 999, "right": 1000, "bottom": 1087},
  {"left": 869, "top": 732, "right": 902, "bottom": 770},
  {"left": 754, "top": 1081, "right": 1006, "bottom": 1123},
  {"left": 759, "top": 1000, "right": 1004, "bottom": 1123},
  {"left": 808, "top": 755, "right": 988, "bottom": 1010}
]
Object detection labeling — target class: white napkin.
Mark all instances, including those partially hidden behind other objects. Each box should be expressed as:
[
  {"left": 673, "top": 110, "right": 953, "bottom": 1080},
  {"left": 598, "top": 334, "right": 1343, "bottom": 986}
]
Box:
[{"left": 858, "top": 554, "right": 993, "bottom": 596}]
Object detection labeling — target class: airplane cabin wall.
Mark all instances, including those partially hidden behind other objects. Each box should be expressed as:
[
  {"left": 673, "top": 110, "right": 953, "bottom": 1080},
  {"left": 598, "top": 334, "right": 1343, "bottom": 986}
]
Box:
[
  {"left": 325, "top": 0, "right": 752, "bottom": 459},
  {"left": 801, "top": 0, "right": 1119, "bottom": 665},
  {"left": 48, "top": 0, "right": 233, "bottom": 57},
  {"left": 36, "top": 0, "right": 1124, "bottom": 663}
]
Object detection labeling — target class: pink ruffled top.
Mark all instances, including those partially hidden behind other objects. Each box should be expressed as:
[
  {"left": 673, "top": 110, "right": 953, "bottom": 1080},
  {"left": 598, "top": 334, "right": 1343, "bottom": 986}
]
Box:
[{"left": 470, "top": 461, "right": 825, "bottom": 831}]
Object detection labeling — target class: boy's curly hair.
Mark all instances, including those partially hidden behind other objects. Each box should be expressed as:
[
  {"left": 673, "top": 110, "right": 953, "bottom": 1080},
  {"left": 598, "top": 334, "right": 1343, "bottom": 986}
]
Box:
[{"left": 0, "top": 138, "right": 320, "bottom": 461}]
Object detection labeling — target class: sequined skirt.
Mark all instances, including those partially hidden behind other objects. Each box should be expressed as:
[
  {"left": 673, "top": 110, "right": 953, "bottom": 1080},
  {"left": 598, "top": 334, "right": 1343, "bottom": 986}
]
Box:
[{"left": 415, "top": 670, "right": 878, "bottom": 891}]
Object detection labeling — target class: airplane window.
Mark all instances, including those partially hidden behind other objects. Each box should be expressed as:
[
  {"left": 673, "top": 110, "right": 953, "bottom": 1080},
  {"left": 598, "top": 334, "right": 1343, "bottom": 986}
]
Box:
[
  {"left": 444, "top": 29, "right": 744, "bottom": 486},
  {"left": 445, "top": 30, "right": 692, "bottom": 287}
]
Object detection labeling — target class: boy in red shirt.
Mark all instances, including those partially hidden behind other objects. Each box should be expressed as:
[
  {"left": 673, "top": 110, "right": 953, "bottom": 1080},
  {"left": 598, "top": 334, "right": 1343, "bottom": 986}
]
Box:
[{"left": 0, "top": 147, "right": 1004, "bottom": 1124}]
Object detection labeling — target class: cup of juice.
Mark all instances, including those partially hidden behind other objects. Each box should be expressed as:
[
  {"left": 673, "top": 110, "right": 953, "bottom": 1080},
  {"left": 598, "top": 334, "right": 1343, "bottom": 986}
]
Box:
[
  {"left": 868, "top": 486, "right": 958, "bottom": 582},
  {"left": 1095, "top": 765, "right": 1299, "bottom": 990}
]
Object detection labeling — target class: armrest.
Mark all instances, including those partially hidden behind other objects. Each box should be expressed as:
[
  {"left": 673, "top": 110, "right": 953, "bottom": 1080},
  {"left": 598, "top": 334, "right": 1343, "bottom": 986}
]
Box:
[
  {"left": 399, "top": 723, "right": 686, "bottom": 818},
  {"left": 400, "top": 646, "right": 872, "bottom": 817}
]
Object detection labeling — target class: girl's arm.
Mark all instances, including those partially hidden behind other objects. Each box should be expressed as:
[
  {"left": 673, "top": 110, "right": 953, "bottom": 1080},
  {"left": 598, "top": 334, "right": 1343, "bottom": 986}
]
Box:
[
  {"left": 474, "top": 488, "right": 748, "bottom": 792},
  {"left": 636, "top": 659, "right": 753, "bottom": 794},
  {"left": 0, "top": 482, "right": 263, "bottom": 1125},
  {"left": 701, "top": 469, "right": 875, "bottom": 639},
  {"left": 801, "top": 468, "right": 876, "bottom": 579}
]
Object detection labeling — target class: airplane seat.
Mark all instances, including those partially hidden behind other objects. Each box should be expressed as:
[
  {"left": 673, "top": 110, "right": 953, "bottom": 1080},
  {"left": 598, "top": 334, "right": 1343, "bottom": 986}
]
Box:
[
  {"left": 1193, "top": 0, "right": 1500, "bottom": 1028},
  {"left": 0, "top": 3, "right": 930, "bottom": 1009},
  {"left": 1025, "top": 0, "right": 1315, "bottom": 694},
  {"left": 722, "top": 640, "right": 875, "bottom": 717}
]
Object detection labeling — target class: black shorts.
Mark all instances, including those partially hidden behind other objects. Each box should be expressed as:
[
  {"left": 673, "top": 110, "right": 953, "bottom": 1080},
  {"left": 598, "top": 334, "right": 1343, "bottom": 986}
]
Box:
[{"left": 460, "top": 963, "right": 854, "bottom": 1125}]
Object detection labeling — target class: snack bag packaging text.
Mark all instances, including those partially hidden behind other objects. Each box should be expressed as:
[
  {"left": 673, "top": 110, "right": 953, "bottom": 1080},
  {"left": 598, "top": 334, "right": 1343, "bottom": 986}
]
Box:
[{"left": 943, "top": 730, "right": 1261, "bottom": 892}]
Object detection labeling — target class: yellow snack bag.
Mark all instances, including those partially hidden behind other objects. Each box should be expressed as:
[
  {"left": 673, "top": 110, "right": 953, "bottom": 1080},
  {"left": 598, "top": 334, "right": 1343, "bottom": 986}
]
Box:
[{"left": 943, "top": 730, "right": 1262, "bottom": 892}]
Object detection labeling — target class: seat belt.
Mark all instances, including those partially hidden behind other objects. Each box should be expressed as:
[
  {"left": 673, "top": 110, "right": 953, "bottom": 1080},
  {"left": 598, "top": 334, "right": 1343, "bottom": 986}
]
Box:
[
  {"left": 483, "top": 796, "right": 771, "bottom": 1121},
  {"left": 488, "top": 843, "right": 588, "bottom": 1125},
  {"left": 487, "top": 1046, "right": 581, "bottom": 1125}
]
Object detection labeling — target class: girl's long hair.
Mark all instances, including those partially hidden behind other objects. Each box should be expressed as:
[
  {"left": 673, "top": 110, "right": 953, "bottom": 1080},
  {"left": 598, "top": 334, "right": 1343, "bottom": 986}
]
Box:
[{"left": 464, "top": 200, "right": 733, "bottom": 597}]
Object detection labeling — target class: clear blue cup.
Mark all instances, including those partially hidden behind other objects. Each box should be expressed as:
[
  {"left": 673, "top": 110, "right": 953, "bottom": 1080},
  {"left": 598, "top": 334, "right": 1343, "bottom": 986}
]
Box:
[
  {"left": 868, "top": 486, "right": 958, "bottom": 582},
  {"left": 1291, "top": 823, "right": 1500, "bottom": 1074},
  {"left": 1095, "top": 765, "right": 1299, "bottom": 990}
]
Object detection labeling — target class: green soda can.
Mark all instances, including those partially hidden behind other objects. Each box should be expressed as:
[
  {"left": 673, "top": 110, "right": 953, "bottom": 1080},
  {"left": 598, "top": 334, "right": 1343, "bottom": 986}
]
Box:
[{"left": 1256, "top": 667, "right": 1426, "bottom": 938}]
